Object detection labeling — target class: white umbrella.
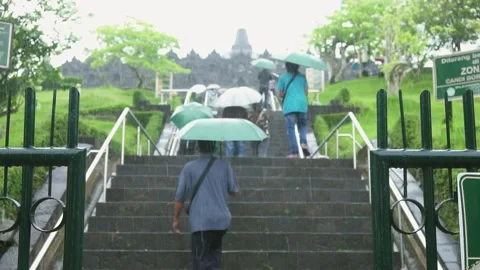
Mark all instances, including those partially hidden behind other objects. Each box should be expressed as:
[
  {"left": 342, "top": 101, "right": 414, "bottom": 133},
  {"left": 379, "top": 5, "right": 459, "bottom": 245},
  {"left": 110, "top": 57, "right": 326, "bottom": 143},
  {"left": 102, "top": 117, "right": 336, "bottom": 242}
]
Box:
[
  {"left": 190, "top": 84, "right": 207, "bottom": 94},
  {"left": 214, "top": 86, "right": 262, "bottom": 107},
  {"left": 207, "top": 84, "right": 221, "bottom": 90}
]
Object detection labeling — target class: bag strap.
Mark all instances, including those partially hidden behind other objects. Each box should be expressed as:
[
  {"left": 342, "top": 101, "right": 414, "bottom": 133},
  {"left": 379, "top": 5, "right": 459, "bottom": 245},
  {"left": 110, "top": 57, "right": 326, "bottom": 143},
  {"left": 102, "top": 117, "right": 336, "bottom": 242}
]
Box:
[
  {"left": 281, "top": 73, "right": 298, "bottom": 105},
  {"left": 186, "top": 156, "right": 216, "bottom": 213}
]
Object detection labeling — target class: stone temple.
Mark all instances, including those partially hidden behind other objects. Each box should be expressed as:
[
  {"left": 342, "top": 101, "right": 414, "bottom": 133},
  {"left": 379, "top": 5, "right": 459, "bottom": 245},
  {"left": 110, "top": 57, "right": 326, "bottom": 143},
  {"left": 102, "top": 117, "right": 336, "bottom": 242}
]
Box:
[{"left": 61, "top": 29, "right": 287, "bottom": 90}]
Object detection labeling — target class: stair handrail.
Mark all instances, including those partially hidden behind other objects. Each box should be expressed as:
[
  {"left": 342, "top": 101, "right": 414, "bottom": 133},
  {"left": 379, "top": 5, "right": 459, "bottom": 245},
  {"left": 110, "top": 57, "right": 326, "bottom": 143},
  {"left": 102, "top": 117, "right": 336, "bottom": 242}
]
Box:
[
  {"left": 29, "top": 107, "right": 161, "bottom": 270},
  {"left": 310, "top": 111, "right": 444, "bottom": 270}
]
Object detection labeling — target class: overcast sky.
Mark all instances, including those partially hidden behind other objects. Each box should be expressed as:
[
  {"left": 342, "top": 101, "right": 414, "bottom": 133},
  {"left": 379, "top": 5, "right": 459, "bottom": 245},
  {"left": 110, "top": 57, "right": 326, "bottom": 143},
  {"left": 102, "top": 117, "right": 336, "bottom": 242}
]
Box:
[{"left": 47, "top": 0, "right": 341, "bottom": 66}]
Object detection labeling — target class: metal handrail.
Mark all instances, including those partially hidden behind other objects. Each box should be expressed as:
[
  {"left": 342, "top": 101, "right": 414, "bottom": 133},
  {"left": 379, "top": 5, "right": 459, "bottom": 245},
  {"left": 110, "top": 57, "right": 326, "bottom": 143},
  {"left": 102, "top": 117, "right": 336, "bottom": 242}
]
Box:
[
  {"left": 29, "top": 108, "right": 161, "bottom": 270},
  {"left": 310, "top": 111, "right": 443, "bottom": 270}
]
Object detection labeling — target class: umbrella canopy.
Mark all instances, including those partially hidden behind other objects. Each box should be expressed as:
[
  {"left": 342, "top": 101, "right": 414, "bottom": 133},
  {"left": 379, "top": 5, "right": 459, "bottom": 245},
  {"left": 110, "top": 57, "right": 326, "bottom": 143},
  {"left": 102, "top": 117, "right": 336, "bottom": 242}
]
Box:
[
  {"left": 271, "top": 52, "right": 328, "bottom": 71},
  {"left": 214, "top": 86, "right": 262, "bottom": 107},
  {"left": 190, "top": 84, "right": 207, "bottom": 94},
  {"left": 170, "top": 102, "right": 213, "bottom": 129},
  {"left": 176, "top": 118, "right": 267, "bottom": 141},
  {"left": 207, "top": 84, "right": 221, "bottom": 90},
  {"left": 251, "top": 58, "right": 276, "bottom": 70}
]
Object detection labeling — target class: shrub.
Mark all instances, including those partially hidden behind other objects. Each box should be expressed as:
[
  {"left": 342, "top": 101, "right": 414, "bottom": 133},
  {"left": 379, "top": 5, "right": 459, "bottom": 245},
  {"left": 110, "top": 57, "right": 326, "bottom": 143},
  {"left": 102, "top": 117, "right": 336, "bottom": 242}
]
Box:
[
  {"left": 321, "top": 113, "right": 348, "bottom": 129},
  {"left": 389, "top": 113, "right": 421, "bottom": 149},
  {"left": 133, "top": 91, "right": 147, "bottom": 107},
  {"left": 80, "top": 104, "right": 127, "bottom": 116},
  {"left": 127, "top": 111, "right": 153, "bottom": 128},
  {"left": 333, "top": 88, "right": 351, "bottom": 104}
]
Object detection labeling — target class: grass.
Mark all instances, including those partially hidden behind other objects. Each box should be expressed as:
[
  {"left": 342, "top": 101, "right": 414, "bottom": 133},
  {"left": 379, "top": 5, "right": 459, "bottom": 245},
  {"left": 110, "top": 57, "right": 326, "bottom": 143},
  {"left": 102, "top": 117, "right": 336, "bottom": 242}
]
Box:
[
  {"left": 312, "top": 70, "right": 475, "bottom": 235},
  {"left": 0, "top": 87, "right": 160, "bottom": 147},
  {"left": 0, "top": 87, "right": 163, "bottom": 220},
  {"left": 313, "top": 71, "right": 480, "bottom": 153}
]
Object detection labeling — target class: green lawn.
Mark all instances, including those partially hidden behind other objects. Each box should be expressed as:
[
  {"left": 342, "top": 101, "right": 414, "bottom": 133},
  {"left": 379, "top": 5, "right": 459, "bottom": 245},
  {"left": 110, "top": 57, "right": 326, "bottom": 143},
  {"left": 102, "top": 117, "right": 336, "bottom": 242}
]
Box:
[
  {"left": 0, "top": 87, "right": 163, "bottom": 219},
  {"left": 313, "top": 70, "right": 474, "bottom": 233},
  {"left": 313, "top": 71, "right": 480, "bottom": 152},
  {"left": 0, "top": 87, "right": 160, "bottom": 147}
]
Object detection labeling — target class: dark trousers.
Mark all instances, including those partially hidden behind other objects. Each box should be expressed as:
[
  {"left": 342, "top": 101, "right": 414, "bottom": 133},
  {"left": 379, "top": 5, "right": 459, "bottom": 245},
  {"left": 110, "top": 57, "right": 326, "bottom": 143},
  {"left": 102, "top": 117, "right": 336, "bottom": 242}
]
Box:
[{"left": 191, "top": 230, "right": 227, "bottom": 270}]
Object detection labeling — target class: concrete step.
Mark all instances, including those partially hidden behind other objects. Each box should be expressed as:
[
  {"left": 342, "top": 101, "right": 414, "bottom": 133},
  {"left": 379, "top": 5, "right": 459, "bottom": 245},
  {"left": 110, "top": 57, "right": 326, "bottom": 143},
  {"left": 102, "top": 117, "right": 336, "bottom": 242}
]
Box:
[
  {"left": 123, "top": 155, "right": 353, "bottom": 168},
  {"left": 83, "top": 250, "right": 382, "bottom": 270},
  {"left": 116, "top": 165, "right": 361, "bottom": 179},
  {"left": 83, "top": 232, "right": 373, "bottom": 251},
  {"left": 105, "top": 188, "right": 369, "bottom": 203},
  {"left": 111, "top": 175, "right": 367, "bottom": 190},
  {"left": 88, "top": 216, "right": 372, "bottom": 233},
  {"left": 95, "top": 202, "right": 371, "bottom": 217}
]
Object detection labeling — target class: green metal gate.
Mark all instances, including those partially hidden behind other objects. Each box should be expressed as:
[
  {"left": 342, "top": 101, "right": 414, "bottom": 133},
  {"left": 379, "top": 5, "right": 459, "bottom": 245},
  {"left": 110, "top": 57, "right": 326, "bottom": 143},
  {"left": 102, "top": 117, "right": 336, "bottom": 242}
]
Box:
[
  {"left": 370, "top": 89, "right": 478, "bottom": 269},
  {"left": 0, "top": 88, "right": 85, "bottom": 270}
]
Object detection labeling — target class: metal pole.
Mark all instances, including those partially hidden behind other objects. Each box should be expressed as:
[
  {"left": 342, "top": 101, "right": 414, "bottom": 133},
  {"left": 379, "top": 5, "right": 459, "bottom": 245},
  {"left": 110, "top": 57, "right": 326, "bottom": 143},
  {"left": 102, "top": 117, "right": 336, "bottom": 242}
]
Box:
[
  {"left": 136, "top": 126, "right": 141, "bottom": 156},
  {"left": 336, "top": 130, "right": 339, "bottom": 158},
  {"left": 121, "top": 118, "right": 126, "bottom": 164},
  {"left": 352, "top": 121, "right": 357, "bottom": 169},
  {"left": 103, "top": 147, "right": 109, "bottom": 202},
  {"left": 398, "top": 196, "right": 405, "bottom": 269},
  {"left": 18, "top": 88, "right": 36, "bottom": 270},
  {"left": 63, "top": 87, "right": 85, "bottom": 270}
]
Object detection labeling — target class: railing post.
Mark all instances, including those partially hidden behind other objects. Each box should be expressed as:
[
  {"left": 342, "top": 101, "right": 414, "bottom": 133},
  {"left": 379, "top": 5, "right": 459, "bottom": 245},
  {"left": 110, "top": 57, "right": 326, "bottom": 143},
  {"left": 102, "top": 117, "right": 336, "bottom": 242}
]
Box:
[
  {"left": 63, "top": 87, "right": 85, "bottom": 270},
  {"left": 18, "top": 88, "right": 36, "bottom": 270},
  {"left": 371, "top": 89, "right": 393, "bottom": 270},
  {"left": 335, "top": 130, "right": 339, "bottom": 158},
  {"left": 148, "top": 140, "right": 151, "bottom": 155},
  {"left": 352, "top": 121, "right": 357, "bottom": 169},
  {"left": 270, "top": 91, "right": 277, "bottom": 111},
  {"left": 295, "top": 124, "right": 304, "bottom": 158},
  {"left": 103, "top": 147, "right": 109, "bottom": 202},
  {"left": 420, "top": 90, "right": 438, "bottom": 270},
  {"left": 121, "top": 118, "right": 126, "bottom": 164},
  {"left": 367, "top": 150, "right": 372, "bottom": 203},
  {"left": 136, "top": 126, "right": 141, "bottom": 156}
]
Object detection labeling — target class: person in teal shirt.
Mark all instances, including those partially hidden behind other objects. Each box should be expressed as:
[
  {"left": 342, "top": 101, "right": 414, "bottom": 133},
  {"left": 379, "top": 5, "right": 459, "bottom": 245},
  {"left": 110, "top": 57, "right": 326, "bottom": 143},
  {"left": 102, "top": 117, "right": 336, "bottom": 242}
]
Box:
[{"left": 277, "top": 62, "right": 310, "bottom": 158}]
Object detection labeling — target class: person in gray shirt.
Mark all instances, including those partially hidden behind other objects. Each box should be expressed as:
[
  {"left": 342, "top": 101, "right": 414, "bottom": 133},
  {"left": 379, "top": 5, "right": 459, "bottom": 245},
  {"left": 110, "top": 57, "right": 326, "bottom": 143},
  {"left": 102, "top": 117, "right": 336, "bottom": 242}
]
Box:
[{"left": 172, "top": 140, "right": 240, "bottom": 270}]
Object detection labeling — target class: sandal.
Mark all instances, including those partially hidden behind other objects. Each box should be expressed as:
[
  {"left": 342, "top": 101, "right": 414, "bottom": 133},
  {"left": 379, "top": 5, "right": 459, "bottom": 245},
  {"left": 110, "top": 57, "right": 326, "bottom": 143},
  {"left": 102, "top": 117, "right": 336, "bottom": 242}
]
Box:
[{"left": 301, "top": 144, "right": 311, "bottom": 157}]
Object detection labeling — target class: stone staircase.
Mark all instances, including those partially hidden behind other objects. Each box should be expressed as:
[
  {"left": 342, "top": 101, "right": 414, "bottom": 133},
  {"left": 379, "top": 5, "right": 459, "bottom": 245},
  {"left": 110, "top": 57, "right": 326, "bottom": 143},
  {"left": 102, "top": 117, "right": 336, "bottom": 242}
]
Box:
[
  {"left": 267, "top": 111, "right": 292, "bottom": 157},
  {"left": 82, "top": 155, "right": 400, "bottom": 269}
]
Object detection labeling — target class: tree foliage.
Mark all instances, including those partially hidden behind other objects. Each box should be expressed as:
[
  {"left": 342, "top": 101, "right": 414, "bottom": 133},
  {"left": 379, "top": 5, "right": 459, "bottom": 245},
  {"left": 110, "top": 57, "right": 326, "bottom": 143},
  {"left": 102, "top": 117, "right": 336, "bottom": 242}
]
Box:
[
  {"left": 309, "top": 0, "right": 480, "bottom": 94},
  {"left": 89, "top": 19, "right": 190, "bottom": 89},
  {"left": 0, "top": 0, "right": 79, "bottom": 110},
  {"left": 415, "top": 0, "right": 480, "bottom": 52}
]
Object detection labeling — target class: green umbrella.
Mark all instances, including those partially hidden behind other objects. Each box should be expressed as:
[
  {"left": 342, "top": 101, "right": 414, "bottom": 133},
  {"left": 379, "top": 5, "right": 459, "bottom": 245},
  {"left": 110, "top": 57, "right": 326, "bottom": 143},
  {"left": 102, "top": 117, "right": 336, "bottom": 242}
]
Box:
[
  {"left": 176, "top": 118, "right": 267, "bottom": 141},
  {"left": 251, "top": 58, "right": 276, "bottom": 70},
  {"left": 170, "top": 102, "right": 213, "bottom": 129},
  {"left": 271, "top": 51, "right": 328, "bottom": 71}
]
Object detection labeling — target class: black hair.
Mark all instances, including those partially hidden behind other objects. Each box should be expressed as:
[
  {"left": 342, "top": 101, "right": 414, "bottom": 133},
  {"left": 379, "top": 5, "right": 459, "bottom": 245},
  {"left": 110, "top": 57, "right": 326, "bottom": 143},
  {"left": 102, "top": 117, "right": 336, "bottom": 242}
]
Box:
[
  {"left": 285, "top": 62, "right": 299, "bottom": 75},
  {"left": 197, "top": 140, "right": 216, "bottom": 154}
]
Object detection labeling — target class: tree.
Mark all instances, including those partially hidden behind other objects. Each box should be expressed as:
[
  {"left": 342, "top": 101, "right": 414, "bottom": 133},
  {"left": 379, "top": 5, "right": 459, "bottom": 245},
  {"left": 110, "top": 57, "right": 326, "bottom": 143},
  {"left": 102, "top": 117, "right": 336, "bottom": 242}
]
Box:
[
  {"left": 377, "top": 0, "right": 431, "bottom": 94},
  {"left": 310, "top": 0, "right": 433, "bottom": 94},
  {"left": 309, "top": 0, "right": 384, "bottom": 83},
  {"left": 90, "top": 19, "right": 190, "bottom": 89},
  {"left": 0, "top": 0, "right": 79, "bottom": 111},
  {"left": 414, "top": 0, "right": 480, "bottom": 52},
  {"left": 310, "top": 12, "right": 356, "bottom": 83}
]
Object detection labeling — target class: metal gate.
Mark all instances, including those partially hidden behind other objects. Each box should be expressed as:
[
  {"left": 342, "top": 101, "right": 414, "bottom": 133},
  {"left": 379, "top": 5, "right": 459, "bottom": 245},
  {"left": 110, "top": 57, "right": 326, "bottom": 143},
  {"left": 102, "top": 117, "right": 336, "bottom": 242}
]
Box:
[
  {"left": 370, "top": 89, "right": 478, "bottom": 269},
  {"left": 1, "top": 88, "right": 85, "bottom": 270}
]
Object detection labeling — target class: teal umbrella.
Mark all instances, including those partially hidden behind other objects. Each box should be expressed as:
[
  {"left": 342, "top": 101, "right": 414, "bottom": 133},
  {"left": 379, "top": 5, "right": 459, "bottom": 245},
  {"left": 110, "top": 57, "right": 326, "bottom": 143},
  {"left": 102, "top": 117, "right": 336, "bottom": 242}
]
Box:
[
  {"left": 251, "top": 58, "right": 276, "bottom": 70},
  {"left": 271, "top": 52, "right": 328, "bottom": 71},
  {"left": 176, "top": 118, "right": 267, "bottom": 141},
  {"left": 170, "top": 102, "right": 213, "bottom": 129}
]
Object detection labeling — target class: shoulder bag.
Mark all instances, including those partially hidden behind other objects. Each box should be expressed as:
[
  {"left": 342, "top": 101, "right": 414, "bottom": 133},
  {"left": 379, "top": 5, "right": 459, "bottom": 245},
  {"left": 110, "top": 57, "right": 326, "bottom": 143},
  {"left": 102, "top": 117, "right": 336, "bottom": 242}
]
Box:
[
  {"left": 281, "top": 73, "right": 298, "bottom": 105},
  {"left": 184, "top": 157, "right": 216, "bottom": 215}
]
